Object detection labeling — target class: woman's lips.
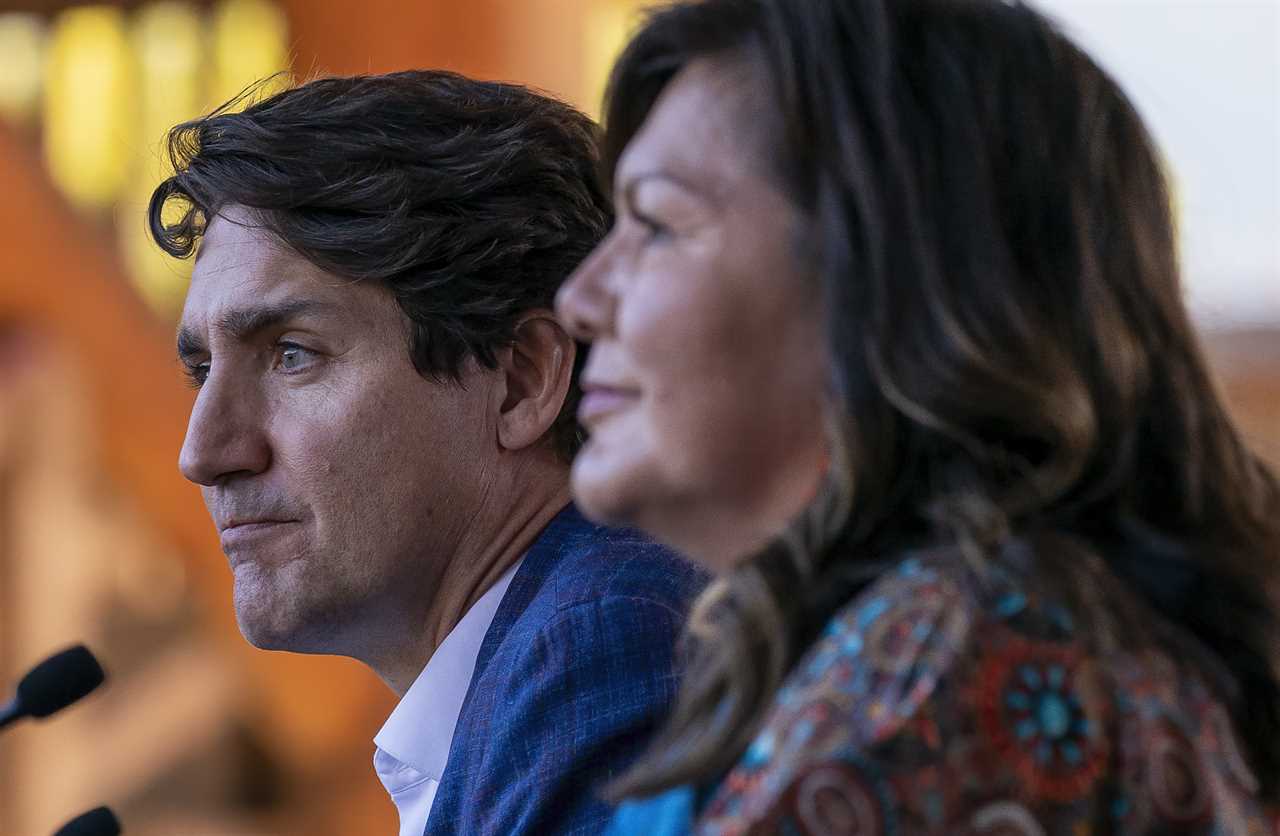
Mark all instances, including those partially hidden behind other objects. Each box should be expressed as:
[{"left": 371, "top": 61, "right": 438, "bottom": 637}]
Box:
[{"left": 578, "top": 385, "right": 640, "bottom": 427}]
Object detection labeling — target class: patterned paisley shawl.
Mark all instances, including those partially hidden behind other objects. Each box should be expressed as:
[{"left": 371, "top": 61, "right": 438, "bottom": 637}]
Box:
[{"left": 695, "top": 547, "right": 1277, "bottom": 836}]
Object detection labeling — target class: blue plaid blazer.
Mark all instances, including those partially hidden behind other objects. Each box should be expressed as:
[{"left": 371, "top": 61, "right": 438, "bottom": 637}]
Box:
[{"left": 422, "top": 503, "right": 707, "bottom": 835}]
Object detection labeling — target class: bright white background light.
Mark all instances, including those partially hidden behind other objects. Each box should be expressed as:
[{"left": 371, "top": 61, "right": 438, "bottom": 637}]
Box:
[{"left": 1034, "top": 0, "right": 1279, "bottom": 329}]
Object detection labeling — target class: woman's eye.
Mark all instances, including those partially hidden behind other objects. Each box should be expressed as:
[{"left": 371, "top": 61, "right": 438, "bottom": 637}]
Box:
[{"left": 633, "top": 212, "right": 670, "bottom": 242}]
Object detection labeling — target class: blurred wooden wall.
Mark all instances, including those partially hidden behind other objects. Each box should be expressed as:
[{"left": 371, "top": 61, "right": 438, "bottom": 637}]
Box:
[
  {"left": 1204, "top": 329, "right": 1280, "bottom": 469},
  {"left": 281, "top": 0, "right": 597, "bottom": 109},
  {"left": 0, "top": 1, "right": 1274, "bottom": 833}
]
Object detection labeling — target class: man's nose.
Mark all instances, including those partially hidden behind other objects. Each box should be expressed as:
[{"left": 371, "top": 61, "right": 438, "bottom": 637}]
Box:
[{"left": 178, "top": 371, "right": 270, "bottom": 487}]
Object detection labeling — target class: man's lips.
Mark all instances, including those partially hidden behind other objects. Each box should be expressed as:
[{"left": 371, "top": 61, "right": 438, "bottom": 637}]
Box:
[
  {"left": 578, "top": 384, "right": 640, "bottom": 428},
  {"left": 219, "top": 519, "right": 299, "bottom": 551}
]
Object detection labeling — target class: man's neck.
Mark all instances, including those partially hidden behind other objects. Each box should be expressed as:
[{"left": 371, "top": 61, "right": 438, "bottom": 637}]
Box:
[{"left": 377, "top": 459, "right": 572, "bottom": 696}]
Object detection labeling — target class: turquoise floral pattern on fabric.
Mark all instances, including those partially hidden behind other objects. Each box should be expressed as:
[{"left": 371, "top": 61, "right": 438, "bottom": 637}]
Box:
[
  {"left": 689, "top": 553, "right": 1278, "bottom": 836},
  {"left": 606, "top": 787, "right": 698, "bottom": 836}
]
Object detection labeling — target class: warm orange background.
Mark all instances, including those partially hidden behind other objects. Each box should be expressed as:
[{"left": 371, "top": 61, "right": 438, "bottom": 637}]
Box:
[
  {"left": 0, "top": 2, "right": 628, "bottom": 834},
  {"left": 0, "top": 2, "right": 1274, "bottom": 835}
]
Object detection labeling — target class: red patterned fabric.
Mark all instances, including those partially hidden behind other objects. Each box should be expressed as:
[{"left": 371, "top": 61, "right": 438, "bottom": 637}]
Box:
[{"left": 695, "top": 551, "right": 1277, "bottom": 835}]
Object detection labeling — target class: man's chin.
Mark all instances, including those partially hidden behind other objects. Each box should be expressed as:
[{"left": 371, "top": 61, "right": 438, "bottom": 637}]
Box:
[
  {"left": 232, "top": 576, "right": 304, "bottom": 651},
  {"left": 234, "top": 605, "right": 299, "bottom": 652},
  {"left": 232, "top": 583, "right": 349, "bottom": 655}
]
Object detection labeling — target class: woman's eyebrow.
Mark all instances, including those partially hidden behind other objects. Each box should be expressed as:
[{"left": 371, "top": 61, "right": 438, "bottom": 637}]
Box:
[{"left": 621, "top": 171, "right": 721, "bottom": 212}]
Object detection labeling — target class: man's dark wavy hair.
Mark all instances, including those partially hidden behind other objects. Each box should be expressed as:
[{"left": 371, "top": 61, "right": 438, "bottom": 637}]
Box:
[{"left": 148, "top": 70, "right": 611, "bottom": 460}]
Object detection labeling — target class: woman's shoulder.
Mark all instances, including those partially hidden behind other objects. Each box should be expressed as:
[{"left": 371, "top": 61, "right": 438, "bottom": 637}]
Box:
[
  {"left": 771, "top": 553, "right": 980, "bottom": 741},
  {"left": 696, "top": 547, "right": 1277, "bottom": 835},
  {"left": 695, "top": 553, "right": 983, "bottom": 831}
]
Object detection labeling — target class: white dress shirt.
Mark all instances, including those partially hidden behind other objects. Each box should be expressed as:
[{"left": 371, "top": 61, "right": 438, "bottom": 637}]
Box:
[{"left": 373, "top": 560, "right": 523, "bottom": 836}]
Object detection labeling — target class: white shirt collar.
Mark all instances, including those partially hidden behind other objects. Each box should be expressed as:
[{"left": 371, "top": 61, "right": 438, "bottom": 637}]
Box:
[{"left": 374, "top": 558, "right": 523, "bottom": 787}]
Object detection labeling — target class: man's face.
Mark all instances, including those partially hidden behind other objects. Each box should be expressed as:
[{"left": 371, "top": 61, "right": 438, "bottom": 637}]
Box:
[{"left": 178, "top": 206, "right": 499, "bottom": 655}]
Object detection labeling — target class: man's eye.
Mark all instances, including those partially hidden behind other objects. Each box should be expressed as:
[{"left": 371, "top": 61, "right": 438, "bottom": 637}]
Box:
[
  {"left": 184, "top": 363, "right": 210, "bottom": 389},
  {"left": 275, "top": 342, "right": 318, "bottom": 372}
]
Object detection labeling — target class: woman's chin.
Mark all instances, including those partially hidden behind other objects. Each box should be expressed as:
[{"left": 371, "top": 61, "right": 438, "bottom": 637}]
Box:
[{"left": 569, "top": 444, "right": 637, "bottom": 527}]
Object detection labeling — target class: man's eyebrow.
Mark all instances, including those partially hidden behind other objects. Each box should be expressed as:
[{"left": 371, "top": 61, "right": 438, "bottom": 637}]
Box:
[
  {"left": 176, "top": 299, "right": 336, "bottom": 363},
  {"left": 176, "top": 327, "right": 205, "bottom": 363}
]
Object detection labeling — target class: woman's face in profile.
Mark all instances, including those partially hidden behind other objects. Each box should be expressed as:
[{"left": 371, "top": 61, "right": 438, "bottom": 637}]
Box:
[{"left": 556, "top": 59, "right": 829, "bottom": 570}]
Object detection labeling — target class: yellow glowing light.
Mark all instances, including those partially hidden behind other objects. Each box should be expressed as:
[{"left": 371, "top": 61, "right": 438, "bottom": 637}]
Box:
[
  {"left": 582, "top": 0, "right": 645, "bottom": 121},
  {"left": 210, "top": 0, "right": 290, "bottom": 109},
  {"left": 43, "top": 6, "right": 136, "bottom": 211},
  {"left": 134, "top": 1, "right": 203, "bottom": 147},
  {"left": 1162, "top": 155, "right": 1184, "bottom": 252},
  {"left": 124, "top": 1, "right": 203, "bottom": 317},
  {"left": 118, "top": 186, "right": 196, "bottom": 318},
  {"left": 0, "top": 14, "right": 46, "bottom": 126}
]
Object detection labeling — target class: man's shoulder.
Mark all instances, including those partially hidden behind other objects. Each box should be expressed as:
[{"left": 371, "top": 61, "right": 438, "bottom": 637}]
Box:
[
  {"left": 541, "top": 522, "right": 707, "bottom": 615},
  {"left": 432, "top": 515, "right": 706, "bottom": 835},
  {"left": 483, "top": 510, "right": 707, "bottom": 660}
]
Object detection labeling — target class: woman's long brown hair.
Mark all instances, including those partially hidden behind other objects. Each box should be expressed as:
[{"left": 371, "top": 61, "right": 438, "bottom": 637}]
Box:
[{"left": 601, "top": 0, "right": 1280, "bottom": 801}]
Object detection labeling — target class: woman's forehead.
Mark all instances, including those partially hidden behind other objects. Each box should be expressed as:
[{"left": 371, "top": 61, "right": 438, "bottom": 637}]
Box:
[{"left": 614, "top": 58, "right": 777, "bottom": 202}]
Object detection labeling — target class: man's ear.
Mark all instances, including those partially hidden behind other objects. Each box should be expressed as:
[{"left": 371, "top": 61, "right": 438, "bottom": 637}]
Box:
[{"left": 495, "top": 309, "right": 575, "bottom": 452}]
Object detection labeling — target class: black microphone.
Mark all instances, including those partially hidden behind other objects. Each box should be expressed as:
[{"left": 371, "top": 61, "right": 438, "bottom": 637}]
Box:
[
  {"left": 0, "top": 645, "right": 106, "bottom": 731},
  {"left": 53, "top": 806, "right": 122, "bottom": 836}
]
